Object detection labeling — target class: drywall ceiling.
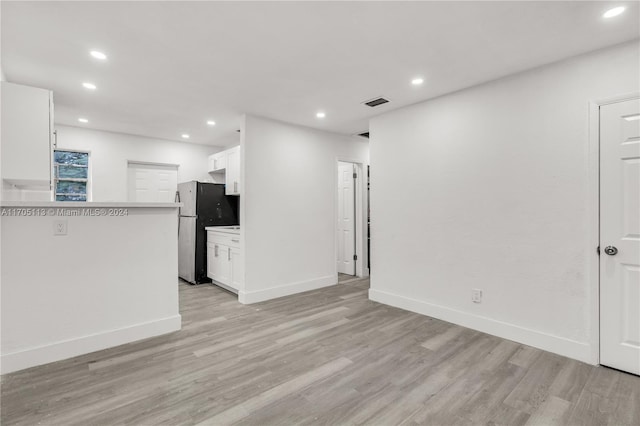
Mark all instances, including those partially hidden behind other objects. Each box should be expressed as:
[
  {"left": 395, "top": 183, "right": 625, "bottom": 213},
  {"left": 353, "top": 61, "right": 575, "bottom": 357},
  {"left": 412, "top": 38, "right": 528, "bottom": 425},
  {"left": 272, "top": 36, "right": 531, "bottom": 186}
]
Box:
[{"left": 2, "top": 1, "right": 639, "bottom": 145}]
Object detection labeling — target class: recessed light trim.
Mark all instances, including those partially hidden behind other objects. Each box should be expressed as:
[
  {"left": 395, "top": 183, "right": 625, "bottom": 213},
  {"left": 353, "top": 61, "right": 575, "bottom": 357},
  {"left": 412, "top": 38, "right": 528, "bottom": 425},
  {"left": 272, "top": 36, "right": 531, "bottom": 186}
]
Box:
[
  {"left": 316, "top": 112, "right": 326, "bottom": 119},
  {"left": 78, "top": 118, "right": 89, "bottom": 123},
  {"left": 206, "top": 120, "right": 216, "bottom": 126},
  {"left": 181, "top": 134, "right": 190, "bottom": 139},
  {"left": 411, "top": 77, "right": 424, "bottom": 85},
  {"left": 82, "top": 82, "right": 97, "bottom": 90},
  {"left": 90, "top": 50, "right": 107, "bottom": 60},
  {"left": 603, "top": 6, "right": 625, "bottom": 18}
]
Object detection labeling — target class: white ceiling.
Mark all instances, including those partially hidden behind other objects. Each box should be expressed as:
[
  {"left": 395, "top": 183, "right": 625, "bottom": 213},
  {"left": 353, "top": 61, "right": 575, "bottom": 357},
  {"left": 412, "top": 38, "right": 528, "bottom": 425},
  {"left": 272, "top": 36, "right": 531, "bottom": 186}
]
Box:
[{"left": 2, "top": 1, "right": 639, "bottom": 146}]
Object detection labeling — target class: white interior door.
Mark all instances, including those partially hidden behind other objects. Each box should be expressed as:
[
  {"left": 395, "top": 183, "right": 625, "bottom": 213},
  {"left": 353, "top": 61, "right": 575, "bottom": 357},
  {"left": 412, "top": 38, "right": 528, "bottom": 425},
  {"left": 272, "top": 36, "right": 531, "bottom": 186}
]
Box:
[
  {"left": 600, "top": 98, "right": 640, "bottom": 375},
  {"left": 127, "top": 162, "right": 178, "bottom": 202},
  {"left": 337, "top": 161, "right": 356, "bottom": 275}
]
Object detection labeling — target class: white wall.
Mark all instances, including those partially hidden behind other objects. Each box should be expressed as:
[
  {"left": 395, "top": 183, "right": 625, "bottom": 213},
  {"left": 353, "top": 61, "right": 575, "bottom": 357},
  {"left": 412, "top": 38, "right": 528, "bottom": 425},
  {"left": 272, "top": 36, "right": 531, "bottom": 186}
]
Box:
[
  {"left": 213, "top": 131, "right": 241, "bottom": 148},
  {"left": 1, "top": 204, "right": 181, "bottom": 373},
  {"left": 241, "top": 115, "right": 369, "bottom": 303},
  {"left": 369, "top": 41, "right": 640, "bottom": 364},
  {"left": 55, "top": 126, "right": 222, "bottom": 201},
  {"left": 0, "top": 2, "right": 3, "bottom": 82}
]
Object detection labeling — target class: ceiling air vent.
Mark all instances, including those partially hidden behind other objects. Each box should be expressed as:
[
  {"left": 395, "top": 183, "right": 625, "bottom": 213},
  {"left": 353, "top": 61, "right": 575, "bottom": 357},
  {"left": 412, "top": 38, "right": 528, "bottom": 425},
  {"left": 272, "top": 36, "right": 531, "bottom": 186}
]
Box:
[
  {"left": 363, "top": 97, "right": 390, "bottom": 107},
  {"left": 358, "top": 132, "right": 370, "bottom": 139}
]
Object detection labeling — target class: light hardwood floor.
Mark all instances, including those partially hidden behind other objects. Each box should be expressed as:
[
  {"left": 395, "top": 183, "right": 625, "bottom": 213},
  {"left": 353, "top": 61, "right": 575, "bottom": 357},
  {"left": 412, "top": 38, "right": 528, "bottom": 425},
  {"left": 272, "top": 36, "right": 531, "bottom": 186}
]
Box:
[
  {"left": 338, "top": 273, "right": 360, "bottom": 284},
  {"left": 2, "top": 279, "right": 639, "bottom": 425}
]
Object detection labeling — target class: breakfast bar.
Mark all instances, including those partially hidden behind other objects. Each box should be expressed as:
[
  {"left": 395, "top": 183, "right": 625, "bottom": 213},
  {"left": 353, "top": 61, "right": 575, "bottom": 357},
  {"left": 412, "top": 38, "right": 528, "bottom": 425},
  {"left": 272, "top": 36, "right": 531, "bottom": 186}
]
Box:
[{"left": 0, "top": 201, "right": 182, "bottom": 374}]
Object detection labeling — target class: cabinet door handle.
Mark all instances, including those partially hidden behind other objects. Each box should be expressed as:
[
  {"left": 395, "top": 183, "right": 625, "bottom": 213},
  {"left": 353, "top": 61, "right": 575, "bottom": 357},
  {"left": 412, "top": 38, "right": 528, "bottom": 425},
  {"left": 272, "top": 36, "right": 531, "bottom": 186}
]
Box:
[
  {"left": 234, "top": 181, "right": 238, "bottom": 193},
  {"left": 231, "top": 239, "right": 239, "bottom": 243},
  {"left": 214, "top": 245, "right": 218, "bottom": 257},
  {"left": 228, "top": 248, "right": 231, "bottom": 261}
]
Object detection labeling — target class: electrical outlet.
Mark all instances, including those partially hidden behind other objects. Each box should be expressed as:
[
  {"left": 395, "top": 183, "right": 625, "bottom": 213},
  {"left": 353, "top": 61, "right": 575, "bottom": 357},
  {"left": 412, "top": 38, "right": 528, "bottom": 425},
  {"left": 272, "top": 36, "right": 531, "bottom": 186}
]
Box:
[
  {"left": 472, "top": 289, "right": 483, "bottom": 304},
  {"left": 53, "top": 220, "right": 68, "bottom": 236}
]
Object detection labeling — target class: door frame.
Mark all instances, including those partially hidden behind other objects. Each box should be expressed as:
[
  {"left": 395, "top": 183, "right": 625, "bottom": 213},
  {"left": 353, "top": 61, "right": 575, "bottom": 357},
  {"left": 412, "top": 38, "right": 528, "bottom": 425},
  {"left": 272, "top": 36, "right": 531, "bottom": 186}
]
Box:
[
  {"left": 334, "top": 158, "right": 369, "bottom": 279},
  {"left": 587, "top": 91, "right": 640, "bottom": 365}
]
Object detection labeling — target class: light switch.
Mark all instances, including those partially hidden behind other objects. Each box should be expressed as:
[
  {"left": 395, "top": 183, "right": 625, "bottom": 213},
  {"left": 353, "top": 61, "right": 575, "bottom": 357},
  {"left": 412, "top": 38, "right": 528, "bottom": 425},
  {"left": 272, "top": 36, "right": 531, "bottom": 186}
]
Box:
[{"left": 53, "top": 220, "right": 68, "bottom": 236}]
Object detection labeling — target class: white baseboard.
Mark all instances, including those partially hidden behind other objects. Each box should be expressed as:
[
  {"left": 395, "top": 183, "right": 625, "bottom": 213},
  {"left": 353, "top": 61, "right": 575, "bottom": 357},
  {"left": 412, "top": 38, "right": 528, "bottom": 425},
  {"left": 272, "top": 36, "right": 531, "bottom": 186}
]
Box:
[
  {"left": 239, "top": 274, "right": 337, "bottom": 304},
  {"left": 1, "top": 315, "right": 182, "bottom": 374},
  {"left": 369, "top": 289, "right": 593, "bottom": 364}
]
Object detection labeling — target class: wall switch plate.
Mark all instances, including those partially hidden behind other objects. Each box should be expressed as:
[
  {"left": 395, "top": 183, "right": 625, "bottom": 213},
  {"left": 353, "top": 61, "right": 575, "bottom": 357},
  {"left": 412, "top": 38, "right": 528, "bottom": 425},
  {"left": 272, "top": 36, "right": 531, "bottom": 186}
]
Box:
[
  {"left": 472, "top": 288, "right": 483, "bottom": 303},
  {"left": 53, "top": 220, "right": 68, "bottom": 236}
]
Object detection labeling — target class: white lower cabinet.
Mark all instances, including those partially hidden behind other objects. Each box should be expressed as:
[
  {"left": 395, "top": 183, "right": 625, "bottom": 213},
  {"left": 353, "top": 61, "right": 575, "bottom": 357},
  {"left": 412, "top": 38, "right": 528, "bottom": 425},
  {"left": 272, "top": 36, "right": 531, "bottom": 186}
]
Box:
[
  {"left": 230, "top": 246, "right": 243, "bottom": 290},
  {"left": 206, "top": 230, "right": 242, "bottom": 293},
  {"left": 208, "top": 242, "right": 231, "bottom": 285}
]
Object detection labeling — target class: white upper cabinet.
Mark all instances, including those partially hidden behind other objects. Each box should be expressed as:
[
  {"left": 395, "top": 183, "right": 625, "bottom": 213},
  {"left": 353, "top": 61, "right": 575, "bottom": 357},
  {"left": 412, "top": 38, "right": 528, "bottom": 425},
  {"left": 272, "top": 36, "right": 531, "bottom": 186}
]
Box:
[
  {"left": 225, "top": 146, "right": 240, "bottom": 196},
  {"left": 207, "top": 145, "right": 241, "bottom": 196},
  {"left": 208, "top": 151, "right": 228, "bottom": 173},
  {"left": 1, "top": 82, "right": 53, "bottom": 187}
]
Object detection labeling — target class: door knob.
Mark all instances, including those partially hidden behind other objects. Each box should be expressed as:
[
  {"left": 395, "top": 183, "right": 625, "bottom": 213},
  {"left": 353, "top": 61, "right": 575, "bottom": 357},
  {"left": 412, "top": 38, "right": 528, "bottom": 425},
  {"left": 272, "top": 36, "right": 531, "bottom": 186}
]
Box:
[{"left": 604, "top": 246, "right": 618, "bottom": 256}]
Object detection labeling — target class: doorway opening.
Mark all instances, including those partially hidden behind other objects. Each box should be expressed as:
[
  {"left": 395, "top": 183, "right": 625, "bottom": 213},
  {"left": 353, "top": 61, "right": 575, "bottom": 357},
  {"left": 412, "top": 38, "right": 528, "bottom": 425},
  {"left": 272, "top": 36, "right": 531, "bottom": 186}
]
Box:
[{"left": 336, "top": 160, "right": 366, "bottom": 280}]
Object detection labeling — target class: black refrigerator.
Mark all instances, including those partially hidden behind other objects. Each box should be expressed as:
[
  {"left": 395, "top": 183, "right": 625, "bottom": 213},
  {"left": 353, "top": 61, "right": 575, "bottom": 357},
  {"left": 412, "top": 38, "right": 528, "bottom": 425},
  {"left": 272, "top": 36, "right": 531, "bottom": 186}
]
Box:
[{"left": 177, "top": 181, "right": 239, "bottom": 284}]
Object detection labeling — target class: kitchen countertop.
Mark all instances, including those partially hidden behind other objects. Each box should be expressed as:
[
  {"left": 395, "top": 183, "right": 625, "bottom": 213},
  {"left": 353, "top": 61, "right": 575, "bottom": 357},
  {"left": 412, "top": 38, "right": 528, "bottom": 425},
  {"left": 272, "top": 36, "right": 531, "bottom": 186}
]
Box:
[
  {"left": 205, "top": 226, "right": 240, "bottom": 235},
  {"left": 1, "top": 199, "right": 181, "bottom": 373},
  {"left": 0, "top": 201, "right": 182, "bottom": 208}
]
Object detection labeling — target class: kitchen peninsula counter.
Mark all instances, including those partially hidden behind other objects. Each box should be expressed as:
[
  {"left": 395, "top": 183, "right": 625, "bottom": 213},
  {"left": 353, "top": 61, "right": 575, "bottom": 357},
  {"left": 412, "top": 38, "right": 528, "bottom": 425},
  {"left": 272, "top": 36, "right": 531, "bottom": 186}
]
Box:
[
  {"left": 0, "top": 201, "right": 181, "bottom": 208},
  {"left": 0, "top": 200, "right": 182, "bottom": 374}
]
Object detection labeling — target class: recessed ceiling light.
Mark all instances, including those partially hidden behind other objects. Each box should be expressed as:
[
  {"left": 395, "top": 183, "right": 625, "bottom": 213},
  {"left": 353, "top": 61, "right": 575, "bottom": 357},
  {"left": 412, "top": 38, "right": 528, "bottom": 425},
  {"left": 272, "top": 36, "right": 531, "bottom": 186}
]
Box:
[
  {"left": 82, "top": 82, "right": 97, "bottom": 90},
  {"left": 316, "top": 112, "right": 326, "bottom": 119},
  {"left": 603, "top": 6, "right": 625, "bottom": 18},
  {"left": 206, "top": 120, "right": 216, "bottom": 126},
  {"left": 411, "top": 77, "right": 424, "bottom": 85},
  {"left": 181, "top": 134, "right": 190, "bottom": 139},
  {"left": 90, "top": 50, "right": 107, "bottom": 60},
  {"left": 78, "top": 118, "right": 89, "bottom": 123}
]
